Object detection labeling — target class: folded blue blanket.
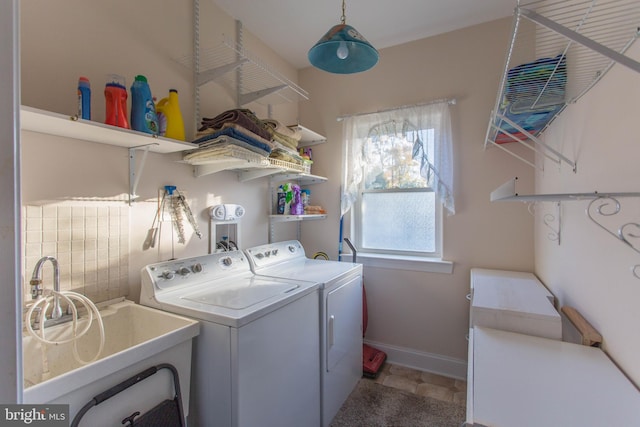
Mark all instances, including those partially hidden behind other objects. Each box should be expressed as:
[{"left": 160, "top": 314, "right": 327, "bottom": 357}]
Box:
[{"left": 193, "top": 127, "right": 272, "bottom": 154}]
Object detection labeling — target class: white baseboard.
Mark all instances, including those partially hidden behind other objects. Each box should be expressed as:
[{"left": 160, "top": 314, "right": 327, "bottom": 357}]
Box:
[{"left": 364, "top": 339, "right": 467, "bottom": 380}]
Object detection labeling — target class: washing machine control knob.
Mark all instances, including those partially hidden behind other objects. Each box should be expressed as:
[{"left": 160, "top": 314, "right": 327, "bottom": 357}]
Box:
[
  {"left": 161, "top": 270, "right": 175, "bottom": 280},
  {"left": 254, "top": 253, "right": 264, "bottom": 259},
  {"left": 263, "top": 251, "right": 271, "bottom": 258},
  {"left": 272, "top": 249, "right": 279, "bottom": 256},
  {"left": 222, "top": 257, "right": 233, "bottom": 266},
  {"left": 288, "top": 245, "right": 296, "bottom": 253},
  {"left": 178, "top": 267, "right": 191, "bottom": 276},
  {"left": 191, "top": 263, "right": 203, "bottom": 273}
]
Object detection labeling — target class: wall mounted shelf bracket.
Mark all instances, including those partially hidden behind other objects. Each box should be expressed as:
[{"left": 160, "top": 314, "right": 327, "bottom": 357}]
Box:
[
  {"left": 527, "top": 201, "right": 561, "bottom": 245},
  {"left": 196, "top": 58, "right": 249, "bottom": 86},
  {"left": 587, "top": 197, "right": 640, "bottom": 280},
  {"left": 129, "top": 143, "right": 158, "bottom": 205},
  {"left": 492, "top": 177, "right": 640, "bottom": 279}
]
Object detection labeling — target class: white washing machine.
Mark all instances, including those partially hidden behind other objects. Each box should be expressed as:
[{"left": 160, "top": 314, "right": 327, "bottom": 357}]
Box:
[
  {"left": 140, "top": 250, "right": 320, "bottom": 427},
  {"left": 244, "top": 240, "right": 363, "bottom": 427}
]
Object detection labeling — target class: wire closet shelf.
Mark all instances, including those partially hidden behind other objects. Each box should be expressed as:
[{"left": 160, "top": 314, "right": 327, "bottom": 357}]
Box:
[
  {"left": 177, "top": 36, "right": 309, "bottom": 107},
  {"left": 484, "top": 0, "right": 640, "bottom": 171}
]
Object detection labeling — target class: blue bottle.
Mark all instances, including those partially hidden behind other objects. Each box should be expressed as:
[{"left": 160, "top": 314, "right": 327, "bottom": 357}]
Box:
[
  {"left": 130, "top": 75, "right": 159, "bottom": 134},
  {"left": 77, "top": 77, "right": 91, "bottom": 120}
]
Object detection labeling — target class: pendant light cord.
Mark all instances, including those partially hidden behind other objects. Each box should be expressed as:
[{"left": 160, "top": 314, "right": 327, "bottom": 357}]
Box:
[{"left": 341, "top": 0, "right": 346, "bottom": 24}]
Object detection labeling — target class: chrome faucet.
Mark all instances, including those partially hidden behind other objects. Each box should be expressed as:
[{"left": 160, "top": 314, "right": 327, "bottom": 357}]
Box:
[{"left": 30, "top": 256, "right": 63, "bottom": 320}]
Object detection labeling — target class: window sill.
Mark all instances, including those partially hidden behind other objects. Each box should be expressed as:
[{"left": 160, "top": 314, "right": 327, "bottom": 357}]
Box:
[{"left": 347, "top": 252, "right": 453, "bottom": 274}]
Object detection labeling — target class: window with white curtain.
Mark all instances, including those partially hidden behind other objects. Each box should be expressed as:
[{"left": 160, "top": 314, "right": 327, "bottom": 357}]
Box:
[{"left": 341, "top": 100, "right": 454, "bottom": 260}]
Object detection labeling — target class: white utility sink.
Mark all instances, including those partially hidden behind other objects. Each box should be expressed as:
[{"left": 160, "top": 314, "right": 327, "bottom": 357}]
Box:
[{"left": 23, "top": 299, "right": 199, "bottom": 424}]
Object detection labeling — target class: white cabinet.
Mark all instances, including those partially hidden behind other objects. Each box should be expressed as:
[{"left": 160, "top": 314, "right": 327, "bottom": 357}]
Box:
[
  {"left": 466, "top": 327, "right": 640, "bottom": 427},
  {"left": 466, "top": 270, "right": 640, "bottom": 426},
  {"left": 469, "top": 268, "right": 561, "bottom": 340}
]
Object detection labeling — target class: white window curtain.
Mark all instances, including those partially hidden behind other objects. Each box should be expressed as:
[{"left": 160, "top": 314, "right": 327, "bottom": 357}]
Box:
[{"left": 341, "top": 100, "right": 455, "bottom": 217}]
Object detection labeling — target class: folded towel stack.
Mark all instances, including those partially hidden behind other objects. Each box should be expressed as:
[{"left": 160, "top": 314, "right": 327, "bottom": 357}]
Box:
[
  {"left": 187, "top": 108, "right": 308, "bottom": 168},
  {"left": 260, "top": 118, "right": 306, "bottom": 165},
  {"left": 262, "top": 118, "right": 302, "bottom": 150},
  {"left": 197, "top": 108, "right": 272, "bottom": 141}
]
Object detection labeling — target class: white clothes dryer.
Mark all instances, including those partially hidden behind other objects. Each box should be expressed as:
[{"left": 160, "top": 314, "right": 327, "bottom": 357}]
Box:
[
  {"left": 245, "top": 240, "right": 363, "bottom": 427},
  {"left": 140, "top": 251, "right": 320, "bottom": 427}
]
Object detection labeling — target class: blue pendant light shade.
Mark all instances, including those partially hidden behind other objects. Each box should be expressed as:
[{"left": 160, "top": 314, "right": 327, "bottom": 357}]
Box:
[{"left": 308, "top": 2, "right": 378, "bottom": 74}]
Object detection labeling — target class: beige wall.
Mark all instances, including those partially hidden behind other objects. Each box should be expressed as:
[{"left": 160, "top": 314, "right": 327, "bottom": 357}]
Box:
[
  {"left": 19, "top": 0, "right": 298, "bottom": 301},
  {"left": 299, "top": 18, "right": 536, "bottom": 374},
  {"left": 20, "top": 1, "right": 539, "bottom": 378},
  {"left": 535, "top": 42, "right": 640, "bottom": 387}
]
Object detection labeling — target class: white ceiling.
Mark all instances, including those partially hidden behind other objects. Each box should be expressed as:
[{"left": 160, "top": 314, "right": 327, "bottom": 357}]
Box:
[{"left": 213, "top": 0, "right": 517, "bottom": 69}]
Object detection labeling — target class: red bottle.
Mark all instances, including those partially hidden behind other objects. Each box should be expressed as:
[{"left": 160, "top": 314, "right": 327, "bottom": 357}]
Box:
[{"left": 104, "top": 76, "right": 130, "bottom": 129}]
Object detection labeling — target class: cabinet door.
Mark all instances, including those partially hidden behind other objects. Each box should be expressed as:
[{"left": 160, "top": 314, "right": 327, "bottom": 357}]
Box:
[{"left": 326, "top": 275, "right": 362, "bottom": 372}]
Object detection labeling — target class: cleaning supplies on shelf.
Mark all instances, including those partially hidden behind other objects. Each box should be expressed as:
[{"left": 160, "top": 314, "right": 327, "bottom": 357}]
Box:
[
  {"left": 301, "top": 189, "right": 310, "bottom": 209},
  {"left": 290, "top": 184, "right": 304, "bottom": 215},
  {"left": 130, "top": 75, "right": 159, "bottom": 135},
  {"left": 104, "top": 74, "right": 129, "bottom": 129},
  {"left": 77, "top": 77, "right": 91, "bottom": 120},
  {"left": 278, "top": 183, "right": 296, "bottom": 214},
  {"left": 156, "top": 89, "right": 185, "bottom": 140},
  {"left": 277, "top": 191, "right": 287, "bottom": 214}
]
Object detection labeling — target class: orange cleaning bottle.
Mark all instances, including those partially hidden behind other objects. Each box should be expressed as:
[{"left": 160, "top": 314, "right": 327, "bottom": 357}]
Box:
[{"left": 155, "top": 89, "right": 185, "bottom": 140}]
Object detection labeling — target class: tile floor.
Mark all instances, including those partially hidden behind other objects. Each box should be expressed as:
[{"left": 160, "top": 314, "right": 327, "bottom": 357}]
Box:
[{"left": 372, "top": 363, "right": 467, "bottom": 407}]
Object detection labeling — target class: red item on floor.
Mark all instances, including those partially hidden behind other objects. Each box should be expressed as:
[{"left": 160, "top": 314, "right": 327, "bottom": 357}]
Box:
[
  {"left": 362, "top": 284, "right": 386, "bottom": 378},
  {"left": 363, "top": 343, "right": 387, "bottom": 378}
]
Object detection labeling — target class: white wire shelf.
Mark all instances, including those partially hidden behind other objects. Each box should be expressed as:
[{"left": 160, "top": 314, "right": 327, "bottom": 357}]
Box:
[
  {"left": 177, "top": 37, "right": 309, "bottom": 106},
  {"left": 186, "top": 144, "right": 320, "bottom": 182},
  {"left": 485, "top": 0, "right": 640, "bottom": 170}
]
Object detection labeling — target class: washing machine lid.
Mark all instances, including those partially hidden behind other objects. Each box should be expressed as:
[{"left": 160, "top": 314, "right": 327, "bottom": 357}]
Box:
[
  {"left": 140, "top": 251, "right": 319, "bottom": 327},
  {"left": 181, "top": 275, "right": 299, "bottom": 309}
]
